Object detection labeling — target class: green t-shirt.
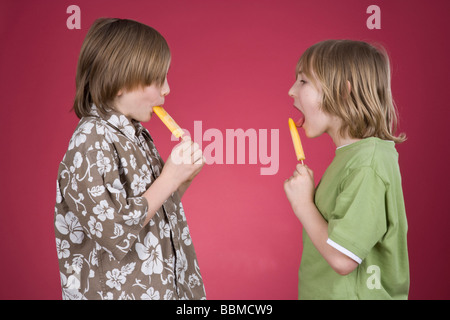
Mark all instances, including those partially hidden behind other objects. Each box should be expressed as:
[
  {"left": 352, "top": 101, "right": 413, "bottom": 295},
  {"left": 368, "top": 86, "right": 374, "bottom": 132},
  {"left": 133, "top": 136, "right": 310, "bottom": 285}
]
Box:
[{"left": 298, "top": 138, "right": 409, "bottom": 299}]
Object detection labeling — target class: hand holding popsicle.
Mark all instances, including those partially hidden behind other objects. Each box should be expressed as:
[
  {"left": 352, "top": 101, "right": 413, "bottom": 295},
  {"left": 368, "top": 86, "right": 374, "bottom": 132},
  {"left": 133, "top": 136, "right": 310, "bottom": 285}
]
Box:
[
  {"left": 288, "top": 118, "right": 305, "bottom": 163},
  {"left": 285, "top": 118, "right": 315, "bottom": 218},
  {"left": 153, "top": 106, "right": 204, "bottom": 193}
]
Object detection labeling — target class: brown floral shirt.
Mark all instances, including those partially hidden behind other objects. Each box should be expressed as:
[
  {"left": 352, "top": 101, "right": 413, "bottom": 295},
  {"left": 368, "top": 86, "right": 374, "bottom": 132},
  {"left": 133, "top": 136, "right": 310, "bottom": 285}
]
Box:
[{"left": 54, "top": 106, "right": 206, "bottom": 300}]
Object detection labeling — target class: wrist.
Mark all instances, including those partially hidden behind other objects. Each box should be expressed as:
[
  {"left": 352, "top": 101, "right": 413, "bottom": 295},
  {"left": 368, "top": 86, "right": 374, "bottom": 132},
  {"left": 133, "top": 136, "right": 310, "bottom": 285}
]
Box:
[
  {"left": 292, "top": 200, "right": 316, "bottom": 220},
  {"left": 157, "top": 171, "right": 179, "bottom": 194}
]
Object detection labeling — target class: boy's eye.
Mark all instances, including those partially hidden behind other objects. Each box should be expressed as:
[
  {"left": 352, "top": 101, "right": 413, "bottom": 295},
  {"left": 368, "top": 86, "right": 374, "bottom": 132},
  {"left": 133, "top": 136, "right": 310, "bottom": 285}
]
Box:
[{"left": 299, "top": 80, "right": 306, "bottom": 84}]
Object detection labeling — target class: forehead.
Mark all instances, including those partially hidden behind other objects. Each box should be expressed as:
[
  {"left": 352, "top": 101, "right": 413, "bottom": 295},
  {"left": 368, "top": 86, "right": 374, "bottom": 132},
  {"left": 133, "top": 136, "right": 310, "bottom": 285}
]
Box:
[
  {"left": 296, "top": 71, "right": 309, "bottom": 79},
  {"left": 296, "top": 60, "right": 310, "bottom": 77}
]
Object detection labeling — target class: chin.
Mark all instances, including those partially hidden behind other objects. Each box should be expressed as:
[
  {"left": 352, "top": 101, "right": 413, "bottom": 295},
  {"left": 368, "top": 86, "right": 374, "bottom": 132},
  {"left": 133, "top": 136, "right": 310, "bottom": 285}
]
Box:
[
  {"left": 302, "top": 126, "right": 310, "bottom": 138},
  {"left": 303, "top": 127, "right": 318, "bottom": 139},
  {"left": 142, "top": 113, "right": 153, "bottom": 122}
]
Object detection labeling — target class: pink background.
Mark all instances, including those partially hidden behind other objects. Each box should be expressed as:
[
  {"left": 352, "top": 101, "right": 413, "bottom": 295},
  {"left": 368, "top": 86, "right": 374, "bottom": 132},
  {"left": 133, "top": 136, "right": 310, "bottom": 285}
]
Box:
[{"left": 1, "top": 0, "right": 449, "bottom": 299}]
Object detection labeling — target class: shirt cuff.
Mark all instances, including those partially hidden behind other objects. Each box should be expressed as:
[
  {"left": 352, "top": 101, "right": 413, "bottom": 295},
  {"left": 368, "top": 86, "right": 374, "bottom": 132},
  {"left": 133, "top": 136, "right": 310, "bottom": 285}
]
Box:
[{"left": 327, "top": 238, "right": 362, "bottom": 264}]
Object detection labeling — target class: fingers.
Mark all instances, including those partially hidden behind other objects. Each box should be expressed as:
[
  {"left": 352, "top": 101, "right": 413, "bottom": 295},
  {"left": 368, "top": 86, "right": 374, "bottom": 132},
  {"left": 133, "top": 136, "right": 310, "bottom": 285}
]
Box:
[
  {"left": 175, "top": 137, "right": 204, "bottom": 165},
  {"left": 180, "top": 136, "right": 200, "bottom": 154},
  {"left": 192, "top": 149, "right": 203, "bottom": 164},
  {"left": 284, "top": 163, "right": 314, "bottom": 184},
  {"left": 295, "top": 163, "right": 313, "bottom": 176},
  {"left": 295, "top": 163, "right": 305, "bottom": 174},
  {"left": 194, "top": 155, "right": 205, "bottom": 165}
]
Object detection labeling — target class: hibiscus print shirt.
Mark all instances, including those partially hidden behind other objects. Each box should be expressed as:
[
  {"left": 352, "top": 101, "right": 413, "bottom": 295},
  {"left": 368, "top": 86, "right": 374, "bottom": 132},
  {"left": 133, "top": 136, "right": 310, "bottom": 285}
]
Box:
[{"left": 55, "top": 106, "right": 206, "bottom": 300}]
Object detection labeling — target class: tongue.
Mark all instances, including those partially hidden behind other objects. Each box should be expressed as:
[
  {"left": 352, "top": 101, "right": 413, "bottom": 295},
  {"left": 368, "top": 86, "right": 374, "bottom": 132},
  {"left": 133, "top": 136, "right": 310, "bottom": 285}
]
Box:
[{"left": 296, "top": 113, "right": 305, "bottom": 127}]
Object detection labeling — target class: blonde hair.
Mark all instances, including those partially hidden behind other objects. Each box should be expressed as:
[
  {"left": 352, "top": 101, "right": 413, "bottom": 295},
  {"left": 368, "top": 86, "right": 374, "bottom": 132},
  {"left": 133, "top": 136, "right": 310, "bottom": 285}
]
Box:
[
  {"left": 73, "top": 18, "right": 171, "bottom": 118},
  {"left": 296, "top": 39, "right": 406, "bottom": 143}
]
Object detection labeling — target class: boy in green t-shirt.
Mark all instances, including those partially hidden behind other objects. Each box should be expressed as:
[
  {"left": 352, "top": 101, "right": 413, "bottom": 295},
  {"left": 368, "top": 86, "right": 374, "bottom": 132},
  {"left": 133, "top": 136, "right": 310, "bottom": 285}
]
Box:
[{"left": 284, "top": 40, "right": 409, "bottom": 299}]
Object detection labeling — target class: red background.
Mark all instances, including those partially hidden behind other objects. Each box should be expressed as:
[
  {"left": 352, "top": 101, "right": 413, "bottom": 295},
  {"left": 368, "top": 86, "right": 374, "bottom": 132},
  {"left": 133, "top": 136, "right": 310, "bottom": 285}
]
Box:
[{"left": 1, "top": 0, "right": 449, "bottom": 299}]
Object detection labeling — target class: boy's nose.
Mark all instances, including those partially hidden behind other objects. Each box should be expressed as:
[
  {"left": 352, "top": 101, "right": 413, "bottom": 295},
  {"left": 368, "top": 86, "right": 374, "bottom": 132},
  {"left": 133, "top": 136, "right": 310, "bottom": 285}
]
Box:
[
  {"left": 288, "top": 85, "right": 296, "bottom": 98},
  {"left": 161, "top": 80, "right": 170, "bottom": 97}
]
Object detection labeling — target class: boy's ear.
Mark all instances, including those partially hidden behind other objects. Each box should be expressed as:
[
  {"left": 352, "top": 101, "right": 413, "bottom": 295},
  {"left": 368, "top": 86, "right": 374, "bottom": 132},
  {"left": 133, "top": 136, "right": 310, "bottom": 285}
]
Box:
[{"left": 346, "top": 80, "right": 352, "bottom": 94}]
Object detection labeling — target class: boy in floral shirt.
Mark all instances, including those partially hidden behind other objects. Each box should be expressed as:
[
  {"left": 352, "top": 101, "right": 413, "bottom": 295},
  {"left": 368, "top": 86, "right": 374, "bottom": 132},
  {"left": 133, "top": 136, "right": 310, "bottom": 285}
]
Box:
[{"left": 55, "top": 18, "right": 206, "bottom": 300}]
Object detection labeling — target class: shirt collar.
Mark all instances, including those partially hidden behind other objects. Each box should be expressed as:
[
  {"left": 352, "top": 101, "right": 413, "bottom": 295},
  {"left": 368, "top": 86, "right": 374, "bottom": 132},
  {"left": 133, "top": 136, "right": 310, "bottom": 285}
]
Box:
[{"left": 90, "top": 104, "right": 144, "bottom": 140}]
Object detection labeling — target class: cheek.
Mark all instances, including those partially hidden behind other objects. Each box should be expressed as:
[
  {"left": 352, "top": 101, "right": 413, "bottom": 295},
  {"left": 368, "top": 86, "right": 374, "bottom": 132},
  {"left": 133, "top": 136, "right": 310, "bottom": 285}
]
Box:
[
  {"left": 301, "top": 94, "right": 319, "bottom": 115},
  {"left": 304, "top": 107, "right": 329, "bottom": 135},
  {"left": 309, "top": 88, "right": 322, "bottom": 105},
  {"left": 143, "top": 87, "right": 160, "bottom": 100}
]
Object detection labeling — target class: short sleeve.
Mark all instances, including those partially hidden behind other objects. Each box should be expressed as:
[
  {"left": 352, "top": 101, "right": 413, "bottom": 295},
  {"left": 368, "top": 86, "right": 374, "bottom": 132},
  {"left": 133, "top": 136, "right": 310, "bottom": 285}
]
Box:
[
  {"left": 58, "top": 148, "right": 148, "bottom": 261},
  {"left": 327, "top": 167, "right": 387, "bottom": 262}
]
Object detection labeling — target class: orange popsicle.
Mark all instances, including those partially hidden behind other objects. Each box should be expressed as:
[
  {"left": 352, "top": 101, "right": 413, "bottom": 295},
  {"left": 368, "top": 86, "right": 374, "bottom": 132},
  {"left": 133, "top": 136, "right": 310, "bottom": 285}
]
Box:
[
  {"left": 153, "top": 106, "right": 184, "bottom": 138},
  {"left": 288, "top": 118, "right": 305, "bottom": 163}
]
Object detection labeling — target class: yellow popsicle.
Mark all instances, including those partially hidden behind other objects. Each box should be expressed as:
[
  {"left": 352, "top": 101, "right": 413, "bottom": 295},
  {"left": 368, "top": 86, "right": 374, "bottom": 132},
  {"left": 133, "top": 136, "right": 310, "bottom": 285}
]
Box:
[
  {"left": 288, "top": 118, "right": 305, "bottom": 162},
  {"left": 153, "top": 106, "right": 184, "bottom": 138}
]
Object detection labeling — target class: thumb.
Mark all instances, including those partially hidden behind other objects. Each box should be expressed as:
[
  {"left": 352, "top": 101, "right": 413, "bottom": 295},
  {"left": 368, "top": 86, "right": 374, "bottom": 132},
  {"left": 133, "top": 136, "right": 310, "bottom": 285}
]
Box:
[
  {"left": 295, "top": 163, "right": 307, "bottom": 174},
  {"left": 181, "top": 135, "right": 192, "bottom": 143}
]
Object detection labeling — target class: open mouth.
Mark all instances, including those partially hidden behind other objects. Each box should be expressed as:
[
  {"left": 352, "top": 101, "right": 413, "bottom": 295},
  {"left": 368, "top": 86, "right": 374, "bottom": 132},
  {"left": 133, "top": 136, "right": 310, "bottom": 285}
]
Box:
[{"left": 296, "top": 110, "right": 305, "bottom": 128}]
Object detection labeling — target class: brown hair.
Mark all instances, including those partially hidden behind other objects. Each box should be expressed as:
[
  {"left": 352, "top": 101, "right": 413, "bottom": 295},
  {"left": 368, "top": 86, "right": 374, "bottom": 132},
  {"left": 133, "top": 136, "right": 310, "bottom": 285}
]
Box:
[
  {"left": 296, "top": 40, "right": 406, "bottom": 143},
  {"left": 73, "top": 18, "right": 171, "bottom": 118}
]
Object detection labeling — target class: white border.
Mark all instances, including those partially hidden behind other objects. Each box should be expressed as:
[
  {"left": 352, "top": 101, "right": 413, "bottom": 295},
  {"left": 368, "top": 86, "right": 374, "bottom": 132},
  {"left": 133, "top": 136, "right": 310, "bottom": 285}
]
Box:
[{"left": 327, "top": 238, "right": 362, "bottom": 264}]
